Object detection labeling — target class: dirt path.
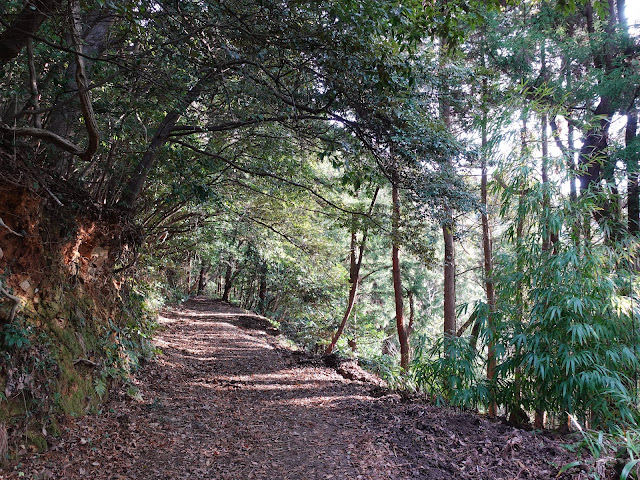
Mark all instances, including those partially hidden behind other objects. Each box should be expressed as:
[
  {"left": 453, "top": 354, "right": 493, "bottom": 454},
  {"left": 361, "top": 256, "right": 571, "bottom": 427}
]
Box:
[{"left": 0, "top": 298, "right": 581, "bottom": 479}]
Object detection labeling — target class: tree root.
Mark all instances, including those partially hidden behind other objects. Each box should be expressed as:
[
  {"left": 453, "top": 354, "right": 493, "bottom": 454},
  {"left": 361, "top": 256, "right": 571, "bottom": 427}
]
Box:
[{"left": 0, "top": 281, "right": 21, "bottom": 324}]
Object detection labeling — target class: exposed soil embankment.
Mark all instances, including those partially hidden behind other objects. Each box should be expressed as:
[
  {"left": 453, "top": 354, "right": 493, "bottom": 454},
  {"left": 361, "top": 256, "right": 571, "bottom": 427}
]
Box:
[
  {"left": 0, "top": 297, "right": 582, "bottom": 479},
  {"left": 0, "top": 178, "right": 137, "bottom": 453}
]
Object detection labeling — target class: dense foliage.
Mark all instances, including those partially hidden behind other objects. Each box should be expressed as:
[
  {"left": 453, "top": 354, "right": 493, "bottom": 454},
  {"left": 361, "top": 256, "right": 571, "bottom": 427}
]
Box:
[{"left": 0, "top": 0, "right": 639, "bottom": 441}]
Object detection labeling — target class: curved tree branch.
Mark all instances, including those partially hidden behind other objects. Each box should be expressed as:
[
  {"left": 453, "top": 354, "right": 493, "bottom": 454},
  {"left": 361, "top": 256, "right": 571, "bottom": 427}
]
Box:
[
  {"left": 1, "top": 124, "right": 83, "bottom": 155},
  {"left": 70, "top": 0, "right": 99, "bottom": 162}
]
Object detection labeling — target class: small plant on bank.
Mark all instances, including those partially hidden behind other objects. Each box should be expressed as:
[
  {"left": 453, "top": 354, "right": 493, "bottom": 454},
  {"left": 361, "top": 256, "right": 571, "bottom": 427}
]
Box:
[
  {"left": 559, "top": 417, "right": 640, "bottom": 480},
  {"left": 412, "top": 334, "right": 488, "bottom": 408},
  {"left": 1, "top": 322, "right": 31, "bottom": 350}
]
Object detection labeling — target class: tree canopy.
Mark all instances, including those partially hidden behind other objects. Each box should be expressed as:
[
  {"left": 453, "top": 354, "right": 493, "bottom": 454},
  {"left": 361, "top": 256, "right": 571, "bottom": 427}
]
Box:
[{"left": 1, "top": 0, "right": 640, "bottom": 445}]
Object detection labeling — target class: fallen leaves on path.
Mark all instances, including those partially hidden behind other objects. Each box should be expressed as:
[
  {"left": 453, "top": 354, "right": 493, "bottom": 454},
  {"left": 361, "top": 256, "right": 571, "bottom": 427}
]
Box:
[{"left": 0, "top": 298, "right": 584, "bottom": 479}]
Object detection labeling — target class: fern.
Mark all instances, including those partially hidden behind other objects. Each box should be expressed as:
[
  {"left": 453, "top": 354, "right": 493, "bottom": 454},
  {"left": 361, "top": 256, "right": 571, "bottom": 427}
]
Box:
[{"left": 94, "top": 377, "right": 107, "bottom": 397}]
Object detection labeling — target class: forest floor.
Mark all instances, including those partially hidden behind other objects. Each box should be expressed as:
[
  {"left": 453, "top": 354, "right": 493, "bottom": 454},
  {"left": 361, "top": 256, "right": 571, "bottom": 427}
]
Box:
[{"left": 0, "top": 297, "right": 588, "bottom": 479}]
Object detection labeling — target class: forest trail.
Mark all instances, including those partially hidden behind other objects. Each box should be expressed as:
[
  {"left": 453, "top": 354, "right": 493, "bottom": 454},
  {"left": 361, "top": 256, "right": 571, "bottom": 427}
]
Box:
[{"left": 1, "top": 298, "right": 580, "bottom": 480}]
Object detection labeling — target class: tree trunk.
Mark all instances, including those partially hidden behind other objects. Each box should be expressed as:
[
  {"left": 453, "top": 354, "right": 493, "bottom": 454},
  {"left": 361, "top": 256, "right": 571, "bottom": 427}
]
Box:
[
  {"left": 0, "top": 0, "right": 62, "bottom": 65},
  {"left": 407, "top": 290, "right": 415, "bottom": 337},
  {"left": 120, "top": 78, "right": 211, "bottom": 208},
  {"left": 326, "top": 188, "right": 379, "bottom": 354},
  {"left": 514, "top": 113, "right": 528, "bottom": 426},
  {"left": 534, "top": 411, "right": 545, "bottom": 429},
  {"left": 578, "top": 2, "right": 620, "bottom": 229},
  {"left": 46, "top": 7, "right": 114, "bottom": 174},
  {"left": 222, "top": 262, "right": 233, "bottom": 302},
  {"left": 258, "top": 263, "right": 268, "bottom": 314},
  {"left": 187, "top": 255, "right": 194, "bottom": 295},
  {"left": 26, "top": 39, "right": 41, "bottom": 129},
  {"left": 536, "top": 112, "right": 555, "bottom": 427},
  {"left": 197, "top": 263, "right": 211, "bottom": 296},
  {"left": 443, "top": 220, "right": 456, "bottom": 338},
  {"left": 627, "top": 108, "right": 639, "bottom": 235},
  {"left": 120, "top": 110, "right": 183, "bottom": 208},
  {"left": 540, "top": 45, "right": 559, "bottom": 249},
  {"left": 69, "top": 0, "right": 100, "bottom": 164},
  {"left": 439, "top": 45, "right": 456, "bottom": 342},
  {"left": 564, "top": 49, "right": 578, "bottom": 203},
  {"left": 541, "top": 112, "right": 552, "bottom": 251},
  {"left": 391, "top": 172, "right": 409, "bottom": 370},
  {"left": 481, "top": 75, "right": 497, "bottom": 417},
  {"left": 326, "top": 229, "right": 360, "bottom": 354}
]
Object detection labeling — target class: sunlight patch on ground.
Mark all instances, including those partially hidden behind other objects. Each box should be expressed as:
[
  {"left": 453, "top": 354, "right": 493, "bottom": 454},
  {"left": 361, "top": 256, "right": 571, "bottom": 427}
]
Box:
[
  {"left": 225, "top": 372, "right": 315, "bottom": 383},
  {"left": 188, "top": 380, "right": 305, "bottom": 391},
  {"left": 269, "top": 394, "right": 373, "bottom": 406},
  {"left": 181, "top": 311, "right": 259, "bottom": 318}
]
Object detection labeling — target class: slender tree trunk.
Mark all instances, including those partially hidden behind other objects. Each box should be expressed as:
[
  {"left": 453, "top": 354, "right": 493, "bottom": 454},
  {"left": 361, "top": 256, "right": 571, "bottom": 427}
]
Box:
[
  {"left": 536, "top": 111, "right": 553, "bottom": 430},
  {"left": 187, "top": 254, "right": 194, "bottom": 295},
  {"left": 627, "top": 108, "right": 639, "bottom": 235},
  {"left": 120, "top": 110, "right": 183, "bottom": 208},
  {"left": 326, "top": 188, "right": 379, "bottom": 354},
  {"left": 391, "top": 172, "right": 409, "bottom": 370},
  {"left": 69, "top": 0, "right": 100, "bottom": 164},
  {"left": 326, "top": 229, "right": 360, "bottom": 354},
  {"left": 46, "top": 7, "right": 114, "bottom": 173},
  {"left": 481, "top": 76, "right": 497, "bottom": 417},
  {"left": 443, "top": 221, "right": 456, "bottom": 338},
  {"left": 565, "top": 51, "right": 578, "bottom": 203},
  {"left": 120, "top": 78, "right": 211, "bottom": 208},
  {"left": 197, "top": 263, "right": 211, "bottom": 296},
  {"left": 26, "top": 39, "right": 41, "bottom": 129},
  {"left": 533, "top": 112, "right": 546, "bottom": 427},
  {"left": 238, "top": 280, "right": 246, "bottom": 307},
  {"left": 578, "top": 2, "right": 619, "bottom": 228},
  {"left": 258, "top": 263, "right": 268, "bottom": 314},
  {"left": 541, "top": 112, "right": 552, "bottom": 251},
  {"left": 407, "top": 290, "right": 415, "bottom": 337},
  {"left": 439, "top": 45, "right": 456, "bottom": 341},
  {"left": 270, "top": 295, "right": 280, "bottom": 315},
  {"left": 326, "top": 275, "right": 359, "bottom": 354},
  {"left": 568, "top": 122, "right": 577, "bottom": 202},
  {"left": 222, "top": 262, "right": 233, "bottom": 302},
  {"left": 516, "top": 113, "right": 529, "bottom": 426}
]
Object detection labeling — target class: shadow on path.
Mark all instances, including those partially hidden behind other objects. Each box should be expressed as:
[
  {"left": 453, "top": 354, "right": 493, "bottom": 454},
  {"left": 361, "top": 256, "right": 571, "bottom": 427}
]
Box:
[{"left": 0, "top": 297, "right": 578, "bottom": 480}]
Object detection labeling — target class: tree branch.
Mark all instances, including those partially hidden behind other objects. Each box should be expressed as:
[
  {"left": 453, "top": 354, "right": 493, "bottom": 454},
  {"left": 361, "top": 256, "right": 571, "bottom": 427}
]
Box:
[
  {"left": 0, "top": 0, "right": 62, "bottom": 65},
  {"left": 70, "top": 0, "right": 100, "bottom": 162},
  {"left": 1, "top": 124, "right": 83, "bottom": 155},
  {"left": 549, "top": 116, "right": 570, "bottom": 158},
  {"left": 171, "top": 140, "right": 380, "bottom": 221},
  {"left": 168, "top": 114, "right": 328, "bottom": 137}
]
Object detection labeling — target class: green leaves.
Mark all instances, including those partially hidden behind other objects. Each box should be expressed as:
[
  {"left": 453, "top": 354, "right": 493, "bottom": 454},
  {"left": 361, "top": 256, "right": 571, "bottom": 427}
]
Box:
[
  {"left": 412, "top": 334, "right": 488, "bottom": 408},
  {"left": 490, "top": 165, "right": 640, "bottom": 425},
  {"left": 2, "top": 323, "right": 31, "bottom": 350},
  {"left": 621, "top": 460, "right": 640, "bottom": 480}
]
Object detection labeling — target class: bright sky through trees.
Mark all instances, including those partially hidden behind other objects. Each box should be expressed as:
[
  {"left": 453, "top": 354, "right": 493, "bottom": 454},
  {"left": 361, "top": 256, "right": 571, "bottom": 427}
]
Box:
[{"left": 628, "top": 2, "right": 640, "bottom": 29}]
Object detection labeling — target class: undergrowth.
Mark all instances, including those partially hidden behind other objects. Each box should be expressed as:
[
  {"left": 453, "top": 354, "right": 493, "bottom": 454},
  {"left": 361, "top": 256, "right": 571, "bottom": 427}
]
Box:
[{"left": 560, "top": 417, "right": 640, "bottom": 479}]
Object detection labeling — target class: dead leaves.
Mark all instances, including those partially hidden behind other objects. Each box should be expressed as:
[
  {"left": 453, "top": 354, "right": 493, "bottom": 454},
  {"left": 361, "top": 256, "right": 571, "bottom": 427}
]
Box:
[{"left": 0, "top": 299, "right": 582, "bottom": 480}]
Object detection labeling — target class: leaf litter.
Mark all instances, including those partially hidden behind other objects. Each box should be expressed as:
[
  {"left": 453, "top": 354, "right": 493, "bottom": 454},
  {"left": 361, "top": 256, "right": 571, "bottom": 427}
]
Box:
[{"left": 0, "top": 297, "right": 586, "bottom": 479}]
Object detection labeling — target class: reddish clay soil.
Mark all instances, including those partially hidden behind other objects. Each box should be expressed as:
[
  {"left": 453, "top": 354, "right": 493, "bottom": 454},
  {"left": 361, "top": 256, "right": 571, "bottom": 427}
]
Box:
[{"left": 0, "top": 298, "right": 584, "bottom": 479}]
